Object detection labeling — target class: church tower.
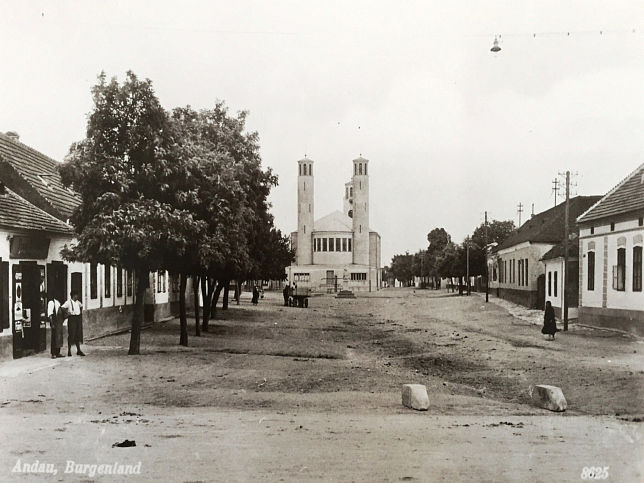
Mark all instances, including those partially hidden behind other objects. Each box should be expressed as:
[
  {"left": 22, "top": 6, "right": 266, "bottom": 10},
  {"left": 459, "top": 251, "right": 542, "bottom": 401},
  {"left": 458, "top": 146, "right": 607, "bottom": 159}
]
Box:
[
  {"left": 297, "top": 158, "right": 314, "bottom": 265},
  {"left": 351, "top": 156, "right": 369, "bottom": 266}
]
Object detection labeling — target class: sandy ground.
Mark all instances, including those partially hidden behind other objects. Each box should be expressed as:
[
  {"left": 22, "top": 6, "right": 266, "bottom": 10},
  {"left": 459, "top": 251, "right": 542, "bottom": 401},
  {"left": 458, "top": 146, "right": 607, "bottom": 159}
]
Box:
[{"left": 0, "top": 288, "right": 642, "bottom": 482}]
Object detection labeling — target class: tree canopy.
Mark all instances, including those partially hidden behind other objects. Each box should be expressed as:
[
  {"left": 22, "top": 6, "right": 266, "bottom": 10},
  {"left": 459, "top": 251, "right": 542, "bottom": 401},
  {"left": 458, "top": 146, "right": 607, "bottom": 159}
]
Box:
[{"left": 59, "top": 71, "right": 291, "bottom": 353}]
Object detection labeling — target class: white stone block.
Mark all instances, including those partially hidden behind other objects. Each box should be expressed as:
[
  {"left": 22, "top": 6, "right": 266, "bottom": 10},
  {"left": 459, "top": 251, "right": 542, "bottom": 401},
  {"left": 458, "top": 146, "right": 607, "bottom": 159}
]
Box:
[
  {"left": 529, "top": 384, "right": 567, "bottom": 412},
  {"left": 402, "top": 384, "right": 429, "bottom": 411}
]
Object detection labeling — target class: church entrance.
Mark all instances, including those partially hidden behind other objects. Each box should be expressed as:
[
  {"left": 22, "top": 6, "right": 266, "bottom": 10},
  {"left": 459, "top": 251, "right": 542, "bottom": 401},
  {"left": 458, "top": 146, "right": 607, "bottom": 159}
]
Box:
[{"left": 326, "top": 270, "right": 335, "bottom": 293}]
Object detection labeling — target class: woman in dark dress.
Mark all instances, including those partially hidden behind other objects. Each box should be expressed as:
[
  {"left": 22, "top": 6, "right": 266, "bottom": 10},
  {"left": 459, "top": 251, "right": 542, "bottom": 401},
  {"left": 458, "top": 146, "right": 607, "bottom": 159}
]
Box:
[
  {"left": 542, "top": 301, "right": 557, "bottom": 340},
  {"left": 251, "top": 286, "right": 259, "bottom": 305}
]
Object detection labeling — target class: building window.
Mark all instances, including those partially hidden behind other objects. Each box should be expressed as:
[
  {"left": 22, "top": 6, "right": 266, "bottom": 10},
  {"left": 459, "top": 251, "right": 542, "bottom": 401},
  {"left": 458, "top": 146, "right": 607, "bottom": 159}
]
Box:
[
  {"left": 323, "top": 238, "right": 327, "bottom": 252},
  {"left": 553, "top": 271, "right": 558, "bottom": 297},
  {"left": 613, "top": 248, "right": 626, "bottom": 291},
  {"left": 157, "top": 270, "right": 166, "bottom": 293},
  {"left": 350, "top": 272, "right": 367, "bottom": 281},
  {"left": 329, "top": 237, "right": 335, "bottom": 252},
  {"left": 548, "top": 271, "right": 551, "bottom": 296},
  {"left": 359, "top": 163, "right": 363, "bottom": 175},
  {"left": 610, "top": 222, "right": 615, "bottom": 232},
  {"left": 90, "top": 263, "right": 98, "bottom": 299},
  {"left": 342, "top": 238, "right": 347, "bottom": 252},
  {"left": 493, "top": 264, "right": 497, "bottom": 281},
  {"left": 365, "top": 164, "right": 367, "bottom": 175},
  {"left": 639, "top": 217, "right": 643, "bottom": 227},
  {"left": 116, "top": 266, "right": 123, "bottom": 297},
  {"left": 299, "top": 164, "right": 301, "bottom": 176},
  {"left": 354, "top": 164, "right": 357, "bottom": 175},
  {"left": 590, "top": 226, "right": 594, "bottom": 234},
  {"left": 634, "top": 246, "right": 642, "bottom": 292},
  {"left": 126, "top": 270, "right": 133, "bottom": 297},
  {"left": 525, "top": 259, "right": 528, "bottom": 286},
  {"left": 104, "top": 266, "right": 111, "bottom": 298},
  {"left": 309, "top": 164, "right": 312, "bottom": 176},
  {"left": 348, "top": 239, "right": 352, "bottom": 252},
  {"left": 294, "top": 273, "right": 310, "bottom": 282},
  {"left": 336, "top": 238, "right": 341, "bottom": 252},
  {"left": 587, "top": 251, "right": 595, "bottom": 291}
]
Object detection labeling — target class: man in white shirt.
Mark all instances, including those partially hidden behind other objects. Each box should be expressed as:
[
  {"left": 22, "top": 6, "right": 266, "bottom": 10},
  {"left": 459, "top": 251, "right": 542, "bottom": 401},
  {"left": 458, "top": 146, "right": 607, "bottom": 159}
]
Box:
[{"left": 62, "top": 290, "right": 85, "bottom": 356}]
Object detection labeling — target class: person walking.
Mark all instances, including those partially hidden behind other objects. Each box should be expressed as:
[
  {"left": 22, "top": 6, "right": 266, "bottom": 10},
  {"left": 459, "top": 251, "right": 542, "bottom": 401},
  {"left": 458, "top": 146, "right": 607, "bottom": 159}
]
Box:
[
  {"left": 47, "top": 294, "right": 64, "bottom": 358},
  {"left": 542, "top": 301, "right": 557, "bottom": 340},
  {"left": 62, "top": 290, "right": 85, "bottom": 356},
  {"left": 251, "top": 285, "right": 259, "bottom": 305},
  {"left": 283, "top": 283, "right": 290, "bottom": 306}
]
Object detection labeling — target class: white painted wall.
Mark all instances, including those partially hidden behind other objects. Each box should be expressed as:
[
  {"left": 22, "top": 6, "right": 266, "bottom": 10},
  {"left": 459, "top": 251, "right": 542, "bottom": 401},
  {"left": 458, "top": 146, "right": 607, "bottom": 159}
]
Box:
[{"left": 579, "top": 218, "right": 644, "bottom": 311}]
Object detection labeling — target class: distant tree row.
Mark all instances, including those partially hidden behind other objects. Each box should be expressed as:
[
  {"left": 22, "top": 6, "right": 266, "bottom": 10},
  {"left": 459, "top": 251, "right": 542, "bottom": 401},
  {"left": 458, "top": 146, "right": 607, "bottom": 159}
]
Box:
[
  {"left": 59, "top": 71, "right": 293, "bottom": 354},
  {"left": 387, "top": 221, "right": 515, "bottom": 289}
]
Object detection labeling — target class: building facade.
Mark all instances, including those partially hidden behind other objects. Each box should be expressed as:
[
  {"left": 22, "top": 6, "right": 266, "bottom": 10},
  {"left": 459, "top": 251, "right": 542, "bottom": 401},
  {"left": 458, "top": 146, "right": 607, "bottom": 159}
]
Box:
[
  {"left": 488, "top": 196, "right": 601, "bottom": 310},
  {"left": 0, "top": 131, "right": 180, "bottom": 361},
  {"left": 577, "top": 164, "right": 644, "bottom": 335},
  {"left": 288, "top": 157, "right": 381, "bottom": 292}
]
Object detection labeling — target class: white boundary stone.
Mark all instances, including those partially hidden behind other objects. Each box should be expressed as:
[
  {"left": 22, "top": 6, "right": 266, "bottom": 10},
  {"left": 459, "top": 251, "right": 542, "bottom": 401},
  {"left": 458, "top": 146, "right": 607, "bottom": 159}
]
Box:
[
  {"left": 402, "top": 384, "right": 429, "bottom": 411},
  {"left": 529, "top": 384, "right": 567, "bottom": 412}
]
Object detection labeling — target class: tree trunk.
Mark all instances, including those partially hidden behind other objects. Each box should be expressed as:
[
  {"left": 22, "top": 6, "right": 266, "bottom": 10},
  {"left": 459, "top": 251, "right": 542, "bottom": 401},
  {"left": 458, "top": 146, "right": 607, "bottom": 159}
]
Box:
[
  {"left": 128, "top": 267, "right": 147, "bottom": 355},
  {"left": 179, "top": 272, "right": 188, "bottom": 346},
  {"left": 201, "top": 277, "right": 216, "bottom": 331},
  {"left": 236, "top": 281, "right": 242, "bottom": 305},
  {"left": 212, "top": 281, "right": 224, "bottom": 315},
  {"left": 222, "top": 280, "right": 230, "bottom": 310},
  {"left": 193, "top": 275, "right": 201, "bottom": 336}
]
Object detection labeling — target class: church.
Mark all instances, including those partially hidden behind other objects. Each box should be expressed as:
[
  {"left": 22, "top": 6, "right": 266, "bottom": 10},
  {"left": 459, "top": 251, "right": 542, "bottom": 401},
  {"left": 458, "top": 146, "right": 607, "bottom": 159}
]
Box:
[{"left": 287, "top": 156, "right": 382, "bottom": 292}]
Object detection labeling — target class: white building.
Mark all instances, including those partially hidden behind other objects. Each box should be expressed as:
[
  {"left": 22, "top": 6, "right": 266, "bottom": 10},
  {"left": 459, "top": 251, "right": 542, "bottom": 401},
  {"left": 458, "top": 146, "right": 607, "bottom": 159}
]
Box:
[
  {"left": 288, "top": 157, "right": 381, "bottom": 292},
  {"left": 0, "top": 131, "right": 179, "bottom": 361},
  {"left": 577, "top": 163, "right": 644, "bottom": 335}
]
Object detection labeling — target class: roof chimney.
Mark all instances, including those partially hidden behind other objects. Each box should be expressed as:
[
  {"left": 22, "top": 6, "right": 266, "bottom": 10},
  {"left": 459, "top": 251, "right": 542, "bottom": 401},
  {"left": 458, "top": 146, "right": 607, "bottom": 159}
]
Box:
[{"left": 5, "top": 131, "right": 19, "bottom": 142}]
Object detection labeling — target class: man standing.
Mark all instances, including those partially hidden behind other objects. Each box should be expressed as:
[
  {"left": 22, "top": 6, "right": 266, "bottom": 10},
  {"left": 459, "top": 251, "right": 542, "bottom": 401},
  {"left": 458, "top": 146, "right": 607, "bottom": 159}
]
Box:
[
  {"left": 62, "top": 290, "right": 85, "bottom": 356},
  {"left": 47, "top": 294, "right": 64, "bottom": 359},
  {"left": 283, "top": 283, "right": 290, "bottom": 306}
]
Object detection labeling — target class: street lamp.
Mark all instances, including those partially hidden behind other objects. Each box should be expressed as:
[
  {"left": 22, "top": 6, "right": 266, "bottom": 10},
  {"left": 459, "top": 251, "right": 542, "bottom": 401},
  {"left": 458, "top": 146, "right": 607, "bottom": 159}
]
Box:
[{"left": 491, "top": 36, "right": 501, "bottom": 52}]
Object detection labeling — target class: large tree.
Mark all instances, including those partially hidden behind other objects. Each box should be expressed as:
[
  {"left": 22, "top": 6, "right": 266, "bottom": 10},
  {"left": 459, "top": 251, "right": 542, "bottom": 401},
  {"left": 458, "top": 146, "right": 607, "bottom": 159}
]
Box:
[
  {"left": 60, "top": 71, "right": 203, "bottom": 354},
  {"left": 390, "top": 253, "right": 414, "bottom": 286},
  {"left": 426, "top": 227, "right": 451, "bottom": 287},
  {"left": 468, "top": 219, "right": 516, "bottom": 276}
]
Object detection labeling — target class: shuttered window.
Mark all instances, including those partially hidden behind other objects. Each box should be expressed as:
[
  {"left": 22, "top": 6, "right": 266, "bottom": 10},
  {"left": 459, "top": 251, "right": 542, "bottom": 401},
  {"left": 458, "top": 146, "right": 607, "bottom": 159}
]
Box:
[{"left": 0, "top": 261, "right": 9, "bottom": 330}]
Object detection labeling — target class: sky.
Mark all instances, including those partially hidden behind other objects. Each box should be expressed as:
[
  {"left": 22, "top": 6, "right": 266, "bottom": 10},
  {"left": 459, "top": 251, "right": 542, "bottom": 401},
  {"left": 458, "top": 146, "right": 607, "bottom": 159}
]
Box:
[{"left": 1, "top": 1, "right": 642, "bottom": 265}]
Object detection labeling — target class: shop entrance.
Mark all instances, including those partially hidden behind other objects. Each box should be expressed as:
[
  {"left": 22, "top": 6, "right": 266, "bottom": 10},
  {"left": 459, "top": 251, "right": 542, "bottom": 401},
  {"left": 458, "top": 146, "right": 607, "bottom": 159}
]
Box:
[{"left": 13, "top": 262, "right": 46, "bottom": 358}]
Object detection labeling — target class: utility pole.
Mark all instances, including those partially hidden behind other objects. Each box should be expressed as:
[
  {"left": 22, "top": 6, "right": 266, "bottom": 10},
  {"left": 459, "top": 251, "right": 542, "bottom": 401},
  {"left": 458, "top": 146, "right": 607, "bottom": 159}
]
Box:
[
  {"left": 485, "top": 211, "right": 489, "bottom": 303},
  {"left": 517, "top": 202, "right": 524, "bottom": 227},
  {"left": 466, "top": 238, "right": 470, "bottom": 296},
  {"left": 563, "top": 171, "right": 570, "bottom": 331},
  {"left": 552, "top": 178, "right": 560, "bottom": 207}
]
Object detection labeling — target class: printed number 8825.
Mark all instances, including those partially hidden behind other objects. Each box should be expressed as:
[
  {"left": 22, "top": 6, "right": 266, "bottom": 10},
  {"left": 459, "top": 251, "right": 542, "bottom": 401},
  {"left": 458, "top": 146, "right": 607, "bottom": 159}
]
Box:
[{"left": 581, "top": 467, "right": 609, "bottom": 480}]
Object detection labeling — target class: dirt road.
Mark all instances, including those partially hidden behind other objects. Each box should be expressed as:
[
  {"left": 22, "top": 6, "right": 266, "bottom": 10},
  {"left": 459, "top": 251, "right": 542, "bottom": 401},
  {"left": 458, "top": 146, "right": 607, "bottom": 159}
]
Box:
[{"left": 0, "top": 288, "right": 642, "bottom": 482}]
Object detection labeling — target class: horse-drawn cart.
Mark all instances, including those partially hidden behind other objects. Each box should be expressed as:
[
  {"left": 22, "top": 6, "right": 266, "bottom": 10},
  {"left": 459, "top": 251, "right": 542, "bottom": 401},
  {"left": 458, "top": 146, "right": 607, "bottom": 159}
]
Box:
[{"left": 288, "top": 286, "right": 311, "bottom": 308}]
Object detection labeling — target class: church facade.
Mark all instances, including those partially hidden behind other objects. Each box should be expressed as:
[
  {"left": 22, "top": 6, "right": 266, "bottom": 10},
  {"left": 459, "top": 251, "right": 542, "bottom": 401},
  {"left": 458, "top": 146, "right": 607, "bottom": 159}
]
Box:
[{"left": 287, "top": 157, "right": 382, "bottom": 292}]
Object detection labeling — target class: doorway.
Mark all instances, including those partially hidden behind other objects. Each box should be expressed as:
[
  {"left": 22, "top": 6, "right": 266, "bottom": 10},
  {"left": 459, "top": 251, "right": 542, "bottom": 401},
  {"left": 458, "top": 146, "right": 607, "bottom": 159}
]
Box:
[
  {"left": 47, "top": 261, "right": 68, "bottom": 303},
  {"left": 13, "top": 262, "right": 46, "bottom": 358}
]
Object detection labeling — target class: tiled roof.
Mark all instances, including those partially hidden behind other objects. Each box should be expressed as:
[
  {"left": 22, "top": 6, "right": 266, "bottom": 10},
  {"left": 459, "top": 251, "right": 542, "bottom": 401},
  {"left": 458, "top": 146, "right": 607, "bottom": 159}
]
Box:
[
  {"left": 577, "top": 163, "right": 644, "bottom": 224},
  {"left": 495, "top": 196, "right": 602, "bottom": 252},
  {"left": 541, "top": 241, "right": 579, "bottom": 261},
  {"left": 0, "top": 132, "right": 80, "bottom": 221},
  {"left": 0, "top": 187, "right": 73, "bottom": 235}
]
